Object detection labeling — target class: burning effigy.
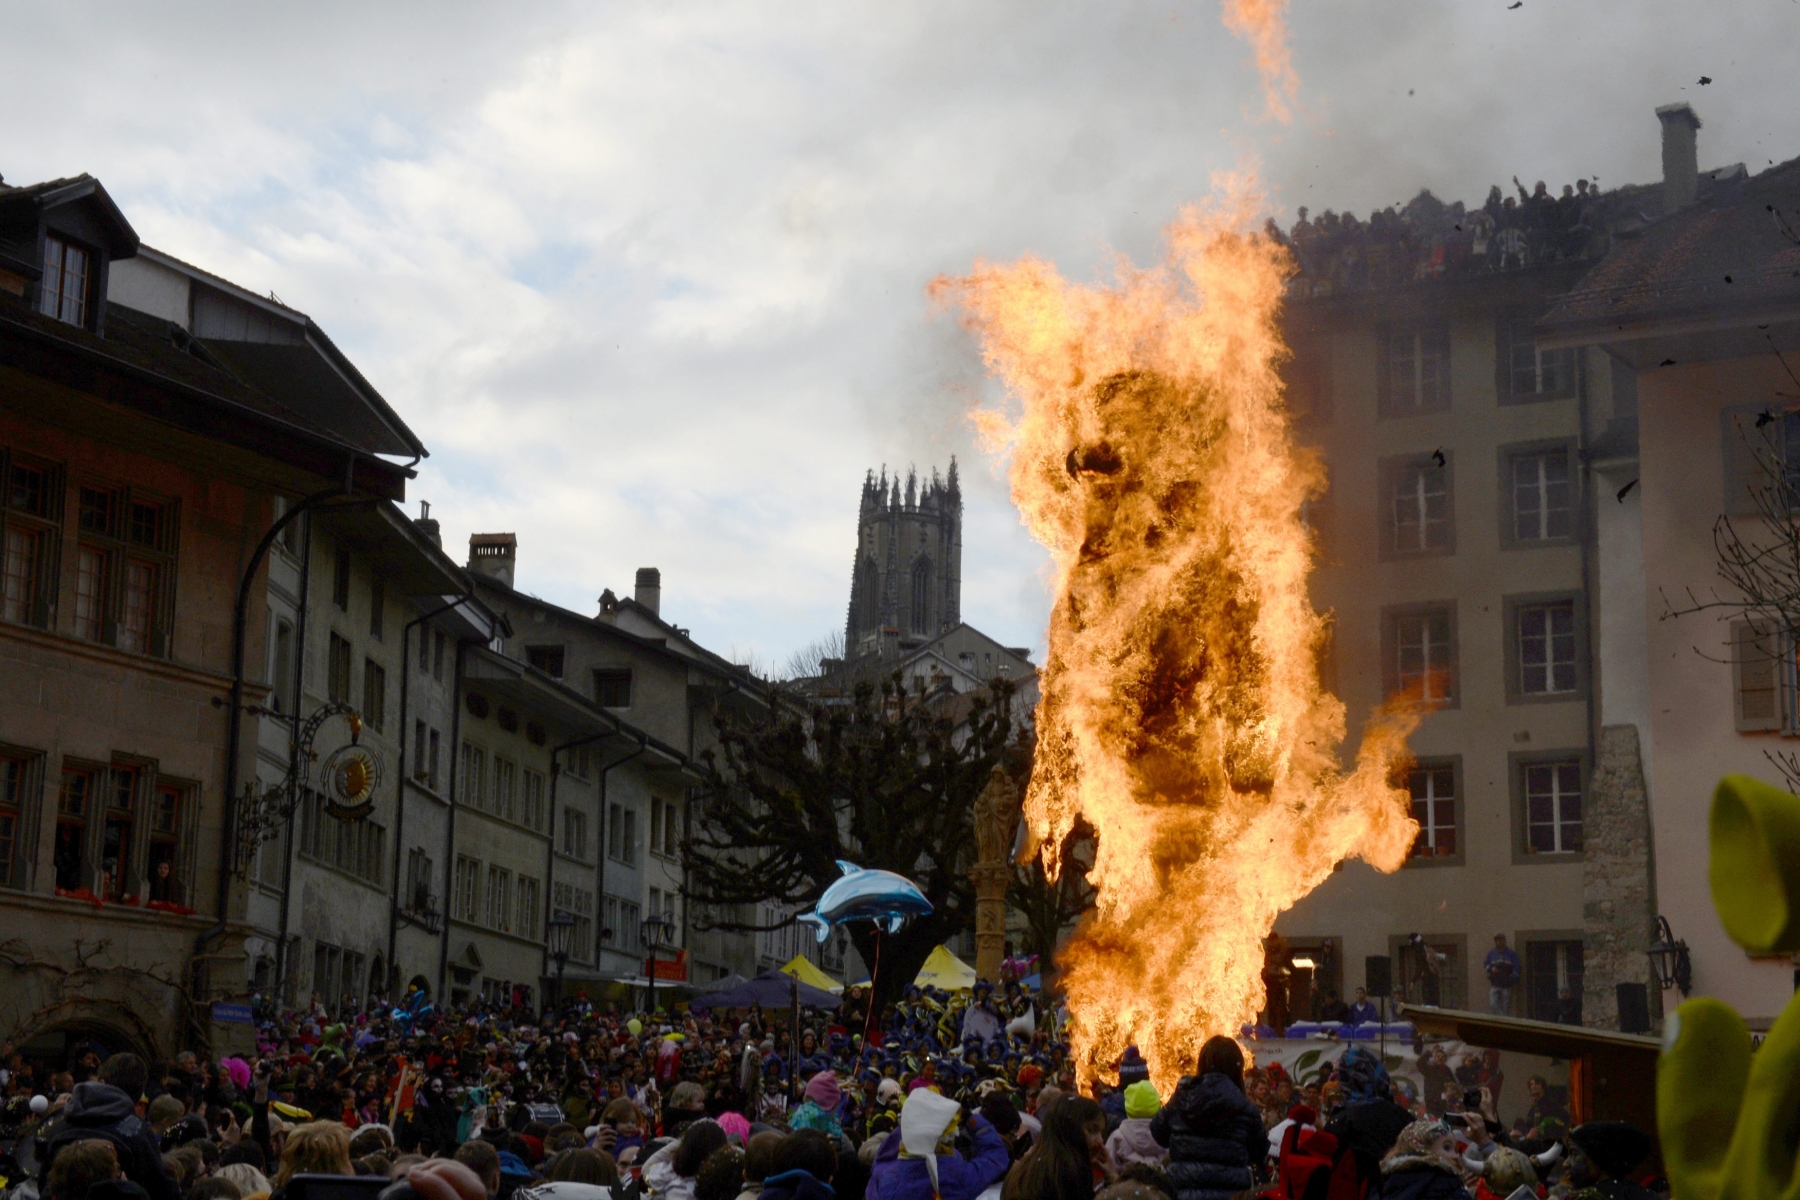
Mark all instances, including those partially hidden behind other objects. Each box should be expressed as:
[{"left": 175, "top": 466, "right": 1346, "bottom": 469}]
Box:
[{"left": 932, "top": 0, "right": 1422, "bottom": 1093}]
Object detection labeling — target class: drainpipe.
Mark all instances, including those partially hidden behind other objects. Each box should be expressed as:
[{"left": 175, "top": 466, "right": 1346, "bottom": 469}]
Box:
[
  {"left": 387, "top": 592, "right": 478, "bottom": 991},
  {"left": 437, "top": 638, "right": 471, "bottom": 1002},
  {"left": 272, "top": 506, "right": 313, "bottom": 1006},
  {"left": 197, "top": 480, "right": 345, "bottom": 1018},
  {"left": 542, "top": 726, "right": 625, "bottom": 997},
  {"left": 1578, "top": 353, "right": 1600, "bottom": 787},
  {"left": 595, "top": 738, "right": 649, "bottom": 980}
]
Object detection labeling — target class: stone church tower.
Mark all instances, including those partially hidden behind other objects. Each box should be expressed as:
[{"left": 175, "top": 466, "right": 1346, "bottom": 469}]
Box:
[{"left": 844, "top": 462, "right": 962, "bottom": 658}]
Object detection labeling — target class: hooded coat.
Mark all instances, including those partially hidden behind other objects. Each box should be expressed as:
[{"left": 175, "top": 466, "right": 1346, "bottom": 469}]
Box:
[
  {"left": 1104, "top": 1119, "right": 1166, "bottom": 1169},
  {"left": 39, "top": 1082, "right": 180, "bottom": 1200},
  {"left": 1377, "top": 1156, "right": 1473, "bottom": 1200},
  {"left": 865, "top": 1115, "right": 1010, "bottom": 1200},
  {"left": 1148, "top": 1075, "right": 1266, "bottom": 1200}
]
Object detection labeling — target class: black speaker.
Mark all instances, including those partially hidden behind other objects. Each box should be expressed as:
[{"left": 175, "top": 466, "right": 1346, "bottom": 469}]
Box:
[
  {"left": 1617, "top": 982, "right": 1651, "bottom": 1034},
  {"left": 1366, "top": 955, "right": 1392, "bottom": 998}
]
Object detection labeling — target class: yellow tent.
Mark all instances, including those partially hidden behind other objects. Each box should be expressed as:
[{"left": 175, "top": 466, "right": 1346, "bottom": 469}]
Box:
[
  {"left": 781, "top": 954, "right": 843, "bottom": 994},
  {"left": 913, "top": 944, "right": 978, "bottom": 991}
]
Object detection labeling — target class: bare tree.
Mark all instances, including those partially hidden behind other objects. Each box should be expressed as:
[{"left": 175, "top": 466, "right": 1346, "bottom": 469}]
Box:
[
  {"left": 1665, "top": 402, "right": 1800, "bottom": 787},
  {"left": 781, "top": 628, "right": 846, "bottom": 681}
]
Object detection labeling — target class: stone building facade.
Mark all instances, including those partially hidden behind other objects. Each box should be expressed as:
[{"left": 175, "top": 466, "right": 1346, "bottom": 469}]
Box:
[{"left": 844, "top": 464, "right": 962, "bottom": 658}]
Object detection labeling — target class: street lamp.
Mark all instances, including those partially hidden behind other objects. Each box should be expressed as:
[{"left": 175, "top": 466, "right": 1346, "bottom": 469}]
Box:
[
  {"left": 547, "top": 909, "right": 576, "bottom": 1007},
  {"left": 641, "top": 913, "right": 678, "bottom": 1018},
  {"left": 1648, "top": 915, "right": 1693, "bottom": 997}
]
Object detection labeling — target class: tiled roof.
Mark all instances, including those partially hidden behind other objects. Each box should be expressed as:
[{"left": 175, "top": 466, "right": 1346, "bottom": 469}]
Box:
[{"left": 1542, "top": 157, "right": 1800, "bottom": 335}]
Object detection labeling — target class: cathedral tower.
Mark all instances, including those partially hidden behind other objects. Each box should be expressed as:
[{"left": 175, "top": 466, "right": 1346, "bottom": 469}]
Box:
[{"left": 844, "top": 461, "right": 962, "bottom": 658}]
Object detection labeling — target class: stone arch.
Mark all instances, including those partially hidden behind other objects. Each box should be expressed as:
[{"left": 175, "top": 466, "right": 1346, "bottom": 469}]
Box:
[{"left": 13, "top": 1002, "right": 164, "bottom": 1071}]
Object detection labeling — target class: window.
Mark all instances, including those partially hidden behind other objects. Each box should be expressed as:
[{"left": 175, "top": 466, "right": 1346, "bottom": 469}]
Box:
[
  {"left": 1502, "top": 317, "right": 1578, "bottom": 401},
  {"left": 1385, "top": 456, "right": 1453, "bottom": 556},
  {"left": 55, "top": 767, "right": 95, "bottom": 891},
  {"left": 461, "top": 743, "right": 486, "bottom": 809},
  {"left": 594, "top": 668, "right": 633, "bottom": 708},
  {"left": 1523, "top": 759, "right": 1584, "bottom": 855},
  {"left": 1733, "top": 621, "right": 1785, "bottom": 733},
  {"left": 101, "top": 768, "right": 138, "bottom": 902},
  {"left": 1517, "top": 601, "right": 1578, "bottom": 696},
  {"left": 1281, "top": 342, "right": 1330, "bottom": 423},
  {"left": 2, "top": 452, "right": 60, "bottom": 629},
  {"left": 454, "top": 856, "right": 481, "bottom": 922},
  {"left": 563, "top": 808, "right": 588, "bottom": 859},
  {"left": 273, "top": 495, "right": 302, "bottom": 555},
  {"left": 1508, "top": 449, "right": 1573, "bottom": 543},
  {"left": 368, "top": 576, "right": 384, "bottom": 641},
  {"left": 620, "top": 900, "right": 642, "bottom": 949},
  {"left": 328, "top": 634, "right": 353, "bottom": 705},
  {"left": 493, "top": 757, "right": 517, "bottom": 822},
  {"left": 517, "top": 875, "right": 540, "bottom": 941},
  {"left": 1524, "top": 939, "right": 1585, "bottom": 1022},
  {"left": 523, "top": 769, "right": 545, "bottom": 831},
  {"left": 526, "top": 645, "right": 565, "bottom": 678},
  {"left": 1392, "top": 934, "right": 1465, "bottom": 1009},
  {"left": 604, "top": 895, "right": 621, "bottom": 946},
  {"left": 608, "top": 803, "right": 637, "bottom": 865},
  {"left": 39, "top": 235, "right": 91, "bottom": 327},
  {"left": 271, "top": 619, "right": 295, "bottom": 713},
  {"left": 651, "top": 797, "right": 663, "bottom": 857},
  {"left": 486, "top": 865, "right": 513, "bottom": 932},
  {"left": 1407, "top": 763, "right": 1458, "bottom": 861},
  {"left": 332, "top": 547, "right": 351, "bottom": 610},
  {"left": 433, "top": 632, "right": 446, "bottom": 682},
  {"left": 363, "top": 659, "right": 387, "bottom": 730},
  {"left": 1384, "top": 605, "right": 1456, "bottom": 705},
  {"left": 1381, "top": 324, "right": 1451, "bottom": 414},
  {"left": 0, "top": 751, "right": 32, "bottom": 888},
  {"left": 414, "top": 721, "right": 428, "bottom": 783},
  {"left": 429, "top": 728, "right": 441, "bottom": 791},
  {"left": 87, "top": 484, "right": 181, "bottom": 658},
  {"left": 660, "top": 797, "right": 680, "bottom": 856},
  {"left": 149, "top": 784, "right": 182, "bottom": 903},
  {"left": 571, "top": 887, "right": 594, "bottom": 962},
  {"left": 910, "top": 558, "right": 934, "bottom": 634},
  {"left": 74, "top": 545, "right": 107, "bottom": 642}
]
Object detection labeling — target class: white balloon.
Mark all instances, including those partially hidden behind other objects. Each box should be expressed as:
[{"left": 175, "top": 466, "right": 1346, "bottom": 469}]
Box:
[{"left": 31, "top": 1094, "right": 49, "bottom": 1114}]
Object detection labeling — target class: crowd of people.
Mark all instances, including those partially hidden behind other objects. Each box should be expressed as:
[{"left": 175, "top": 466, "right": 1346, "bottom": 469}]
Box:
[{"left": 0, "top": 979, "right": 1661, "bottom": 1200}]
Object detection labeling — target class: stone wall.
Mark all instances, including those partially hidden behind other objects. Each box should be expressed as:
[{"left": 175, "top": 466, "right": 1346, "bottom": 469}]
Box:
[{"left": 1583, "top": 723, "right": 1659, "bottom": 1028}]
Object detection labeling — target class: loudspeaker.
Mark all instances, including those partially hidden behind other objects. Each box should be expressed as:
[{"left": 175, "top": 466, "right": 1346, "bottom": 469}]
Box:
[
  {"left": 1616, "top": 982, "right": 1651, "bottom": 1034},
  {"left": 1366, "top": 955, "right": 1392, "bottom": 998}
]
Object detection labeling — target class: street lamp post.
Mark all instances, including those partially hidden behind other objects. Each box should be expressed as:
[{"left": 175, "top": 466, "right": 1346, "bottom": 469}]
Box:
[
  {"left": 547, "top": 909, "right": 575, "bottom": 1009},
  {"left": 641, "top": 914, "right": 677, "bottom": 1018}
]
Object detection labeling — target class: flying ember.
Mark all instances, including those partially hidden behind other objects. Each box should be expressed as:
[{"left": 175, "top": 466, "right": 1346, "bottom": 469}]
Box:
[{"left": 932, "top": 3, "right": 1420, "bottom": 1094}]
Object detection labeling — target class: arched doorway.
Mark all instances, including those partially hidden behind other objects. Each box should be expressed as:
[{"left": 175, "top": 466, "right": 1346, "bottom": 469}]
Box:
[{"left": 15, "top": 1017, "right": 155, "bottom": 1078}]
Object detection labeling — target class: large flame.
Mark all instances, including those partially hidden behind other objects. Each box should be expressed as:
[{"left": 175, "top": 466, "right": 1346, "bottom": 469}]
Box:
[{"left": 932, "top": 178, "right": 1420, "bottom": 1090}]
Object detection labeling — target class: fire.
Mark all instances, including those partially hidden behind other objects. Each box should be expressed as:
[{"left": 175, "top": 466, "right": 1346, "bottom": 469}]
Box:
[
  {"left": 931, "top": 2, "right": 1419, "bottom": 1085},
  {"left": 1221, "top": 0, "right": 1299, "bottom": 123}
]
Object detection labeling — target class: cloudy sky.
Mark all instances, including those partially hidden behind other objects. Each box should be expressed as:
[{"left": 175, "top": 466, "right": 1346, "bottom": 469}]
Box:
[{"left": 8, "top": 1, "right": 1795, "bottom": 668}]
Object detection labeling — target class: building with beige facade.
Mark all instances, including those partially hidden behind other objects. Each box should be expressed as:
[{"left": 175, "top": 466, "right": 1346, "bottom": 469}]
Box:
[{"left": 1264, "top": 110, "right": 1747, "bottom": 1031}]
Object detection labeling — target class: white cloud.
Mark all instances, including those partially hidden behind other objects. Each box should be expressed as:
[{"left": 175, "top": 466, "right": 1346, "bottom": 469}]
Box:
[{"left": 9, "top": 0, "right": 1798, "bottom": 665}]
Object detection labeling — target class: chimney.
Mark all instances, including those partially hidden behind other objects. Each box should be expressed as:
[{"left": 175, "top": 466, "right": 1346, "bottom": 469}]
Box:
[
  {"left": 634, "top": 567, "right": 661, "bottom": 617},
  {"left": 1657, "top": 102, "right": 1702, "bottom": 211},
  {"left": 415, "top": 500, "right": 441, "bottom": 548},
  {"left": 468, "top": 533, "right": 517, "bottom": 589}
]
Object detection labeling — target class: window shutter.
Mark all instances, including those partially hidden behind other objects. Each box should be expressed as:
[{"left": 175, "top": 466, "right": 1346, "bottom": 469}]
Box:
[{"left": 1734, "top": 620, "right": 1784, "bottom": 732}]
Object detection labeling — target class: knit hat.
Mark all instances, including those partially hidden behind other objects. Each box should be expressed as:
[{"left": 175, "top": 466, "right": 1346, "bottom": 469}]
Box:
[
  {"left": 803, "top": 1071, "right": 842, "bottom": 1110},
  {"left": 898, "top": 1088, "right": 962, "bottom": 1198},
  {"left": 1118, "top": 1047, "right": 1150, "bottom": 1087},
  {"left": 1123, "top": 1080, "right": 1161, "bottom": 1120}
]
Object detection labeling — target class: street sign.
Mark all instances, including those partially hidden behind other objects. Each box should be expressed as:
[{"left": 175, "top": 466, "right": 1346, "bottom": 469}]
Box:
[{"left": 211, "top": 1002, "right": 254, "bottom": 1025}]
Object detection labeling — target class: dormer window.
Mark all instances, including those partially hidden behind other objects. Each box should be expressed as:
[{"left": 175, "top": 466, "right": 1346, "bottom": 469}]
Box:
[{"left": 39, "top": 235, "right": 91, "bottom": 327}]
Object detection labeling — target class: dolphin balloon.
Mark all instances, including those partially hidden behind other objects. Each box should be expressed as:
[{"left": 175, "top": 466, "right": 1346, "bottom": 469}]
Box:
[{"left": 796, "top": 861, "right": 933, "bottom": 942}]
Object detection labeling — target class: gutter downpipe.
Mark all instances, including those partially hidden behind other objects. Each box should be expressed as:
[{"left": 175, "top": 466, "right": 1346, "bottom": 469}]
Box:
[
  {"left": 271, "top": 506, "right": 313, "bottom": 1006},
  {"left": 437, "top": 637, "right": 472, "bottom": 1002},
  {"left": 387, "top": 592, "right": 478, "bottom": 992},
  {"left": 542, "top": 722, "right": 627, "bottom": 1003},
  {"left": 197, "top": 480, "right": 346, "bottom": 1022}
]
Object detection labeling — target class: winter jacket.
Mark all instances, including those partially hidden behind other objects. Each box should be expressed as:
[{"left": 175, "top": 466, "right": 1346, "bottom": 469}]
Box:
[
  {"left": 38, "top": 1082, "right": 180, "bottom": 1200},
  {"left": 864, "top": 1116, "right": 1011, "bottom": 1200},
  {"left": 1105, "top": 1118, "right": 1167, "bottom": 1169},
  {"left": 1324, "top": 1100, "right": 1414, "bottom": 1171},
  {"left": 1375, "top": 1157, "right": 1471, "bottom": 1200},
  {"left": 760, "top": 1170, "right": 834, "bottom": 1200},
  {"left": 1148, "top": 1074, "right": 1266, "bottom": 1200}
]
